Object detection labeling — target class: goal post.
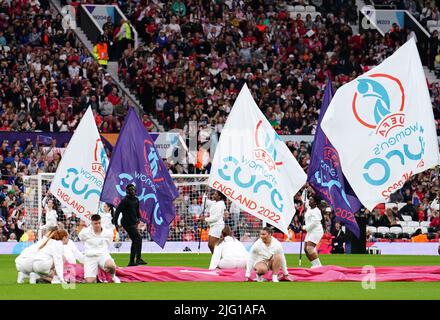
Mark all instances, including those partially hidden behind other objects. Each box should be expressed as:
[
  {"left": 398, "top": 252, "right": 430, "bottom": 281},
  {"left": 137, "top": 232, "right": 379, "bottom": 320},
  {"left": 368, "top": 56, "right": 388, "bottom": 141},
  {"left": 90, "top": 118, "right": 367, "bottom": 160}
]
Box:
[{"left": 22, "top": 173, "right": 264, "bottom": 243}]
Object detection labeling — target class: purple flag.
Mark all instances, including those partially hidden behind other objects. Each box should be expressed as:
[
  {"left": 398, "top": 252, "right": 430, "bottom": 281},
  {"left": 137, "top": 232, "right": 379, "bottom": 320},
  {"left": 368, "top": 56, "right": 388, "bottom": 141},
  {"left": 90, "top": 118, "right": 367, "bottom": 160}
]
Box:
[
  {"left": 307, "top": 80, "right": 361, "bottom": 238},
  {"left": 100, "top": 108, "right": 179, "bottom": 248}
]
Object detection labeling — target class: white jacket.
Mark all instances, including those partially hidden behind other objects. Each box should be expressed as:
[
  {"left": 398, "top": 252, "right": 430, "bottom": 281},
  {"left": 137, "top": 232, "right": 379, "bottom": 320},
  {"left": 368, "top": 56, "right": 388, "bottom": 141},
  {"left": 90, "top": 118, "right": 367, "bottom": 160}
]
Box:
[
  {"left": 78, "top": 226, "right": 113, "bottom": 257},
  {"left": 63, "top": 239, "right": 84, "bottom": 264},
  {"left": 304, "top": 207, "right": 324, "bottom": 234},
  {"left": 45, "top": 209, "right": 58, "bottom": 227},
  {"left": 18, "top": 238, "right": 46, "bottom": 258},
  {"left": 203, "top": 195, "right": 226, "bottom": 227},
  {"left": 100, "top": 212, "right": 114, "bottom": 229},
  {"left": 245, "top": 237, "right": 288, "bottom": 277},
  {"left": 209, "top": 236, "right": 248, "bottom": 270},
  {"left": 34, "top": 239, "right": 64, "bottom": 279},
  {"left": 430, "top": 198, "right": 440, "bottom": 211}
]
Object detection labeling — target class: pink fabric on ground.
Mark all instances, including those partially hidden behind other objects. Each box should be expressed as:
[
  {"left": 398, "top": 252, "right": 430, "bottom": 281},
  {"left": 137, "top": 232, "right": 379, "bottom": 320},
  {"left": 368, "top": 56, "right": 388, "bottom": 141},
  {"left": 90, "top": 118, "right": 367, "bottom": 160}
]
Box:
[
  {"left": 113, "top": 265, "right": 440, "bottom": 283},
  {"left": 64, "top": 263, "right": 113, "bottom": 283}
]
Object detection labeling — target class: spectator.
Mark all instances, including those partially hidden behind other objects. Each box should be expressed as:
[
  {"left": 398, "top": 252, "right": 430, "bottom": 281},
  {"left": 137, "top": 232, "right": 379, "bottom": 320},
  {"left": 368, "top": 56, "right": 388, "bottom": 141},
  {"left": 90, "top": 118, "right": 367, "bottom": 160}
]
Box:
[
  {"left": 411, "top": 228, "right": 428, "bottom": 242},
  {"left": 399, "top": 199, "right": 418, "bottom": 221},
  {"left": 115, "top": 19, "right": 134, "bottom": 59},
  {"left": 331, "top": 222, "right": 345, "bottom": 254},
  {"left": 7, "top": 232, "right": 17, "bottom": 242},
  {"left": 93, "top": 36, "right": 109, "bottom": 69},
  {"left": 430, "top": 210, "right": 440, "bottom": 230},
  {"left": 380, "top": 209, "right": 397, "bottom": 227}
]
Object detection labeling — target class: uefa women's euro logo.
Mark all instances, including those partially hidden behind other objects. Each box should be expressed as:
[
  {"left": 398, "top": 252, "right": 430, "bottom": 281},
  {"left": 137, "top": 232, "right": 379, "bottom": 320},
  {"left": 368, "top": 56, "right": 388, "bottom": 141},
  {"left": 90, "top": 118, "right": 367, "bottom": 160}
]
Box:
[
  {"left": 350, "top": 73, "right": 426, "bottom": 197},
  {"left": 253, "top": 120, "right": 284, "bottom": 171},
  {"left": 143, "top": 139, "right": 164, "bottom": 183},
  {"left": 91, "top": 139, "right": 107, "bottom": 179},
  {"left": 352, "top": 74, "right": 405, "bottom": 137}
]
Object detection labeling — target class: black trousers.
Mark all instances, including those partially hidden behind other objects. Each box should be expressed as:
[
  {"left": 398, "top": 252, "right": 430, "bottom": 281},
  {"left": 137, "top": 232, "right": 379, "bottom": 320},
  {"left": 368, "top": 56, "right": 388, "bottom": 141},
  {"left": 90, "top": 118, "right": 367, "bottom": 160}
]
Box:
[{"left": 123, "top": 224, "right": 142, "bottom": 263}]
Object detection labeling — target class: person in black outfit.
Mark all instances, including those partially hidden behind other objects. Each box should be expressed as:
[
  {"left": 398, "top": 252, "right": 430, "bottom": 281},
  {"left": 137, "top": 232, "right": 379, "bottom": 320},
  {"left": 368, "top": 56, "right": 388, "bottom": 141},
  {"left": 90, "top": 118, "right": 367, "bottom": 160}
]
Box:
[
  {"left": 331, "top": 222, "right": 345, "bottom": 254},
  {"left": 399, "top": 199, "right": 418, "bottom": 221},
  {"left": 113, "top": 184, "right": 147, "bottom": 266}
]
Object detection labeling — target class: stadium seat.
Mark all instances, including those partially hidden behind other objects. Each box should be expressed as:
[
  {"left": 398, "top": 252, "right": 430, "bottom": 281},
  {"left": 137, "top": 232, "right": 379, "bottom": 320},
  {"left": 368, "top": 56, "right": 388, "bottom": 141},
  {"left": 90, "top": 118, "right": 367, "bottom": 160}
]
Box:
[
  {"left": 429, "top": 26, "right": 440, "bottom": 33},
  {"left": 373, "top": 232, "right": 384, "bottom": 239},
  {"left": 402, "top": 215, "right": 412, "bottom": 222},
  {"left": 419, "top": 221, "right": 430, "bottom": 228},
  {"left": 385, "top": 203, "right": 397, "bottom": 209},
  {"left": 402, "top": 227, "right": 415, "bottom": 236},
  {"left": 407, "top": 221, "right": 419, "bottom": 227},
  {"left": 400, "top": 231, "right": 410, "bottom": 239},
  {"left": 427, "top": 20, "right": 438, "bottom": 29},
  {"left": 295, "top": 5, "right": 306, "bottom": 12},
  {"left": 389, "top": 226, "right": 402, "bottom": 235},
  {"left": 386, "top": 232, "right": 397, "bottom": 240},
  {"left": 420, "top": 227, "right": 428, "bottom": 234},
  {"left": 367, "top": 226, "right": 377, "bottom": 234},
  {"left": 377, "top": 226, "right": 389, "bottom": 237},
  {"left": 311, "top": 12, "right": 321, "bottom": 20},
  {"left": 290, "top": 12, "right": 302, "bottom": 19},
  {"left": 285, "top": 5, "right": 295, "bottom": 12},
  {"left": 399, "top": 221, "right": 408, "bottom": 227},
  {"left": 305, "top": 5, "right": 316, "bottom": 12},
  {"left": 397, "top": 203, "right": 406, "bottom": 210}
]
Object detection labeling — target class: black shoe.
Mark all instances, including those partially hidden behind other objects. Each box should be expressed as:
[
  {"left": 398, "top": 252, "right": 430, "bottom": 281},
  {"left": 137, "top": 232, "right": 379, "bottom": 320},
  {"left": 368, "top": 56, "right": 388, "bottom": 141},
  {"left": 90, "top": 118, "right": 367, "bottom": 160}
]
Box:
[
  {"left": 136, "top": 258, "right": 147, "bottom": 265},
  {"left": 127, "top": 261, "right": 137, "bottom": 267}
]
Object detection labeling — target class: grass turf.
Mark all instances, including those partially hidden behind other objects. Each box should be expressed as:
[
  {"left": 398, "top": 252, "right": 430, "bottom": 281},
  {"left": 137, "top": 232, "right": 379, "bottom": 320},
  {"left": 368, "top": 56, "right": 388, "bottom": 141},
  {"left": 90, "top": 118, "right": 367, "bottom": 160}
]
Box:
[{"left": 0, "top": 253, "right": 439, "bottom": 300}]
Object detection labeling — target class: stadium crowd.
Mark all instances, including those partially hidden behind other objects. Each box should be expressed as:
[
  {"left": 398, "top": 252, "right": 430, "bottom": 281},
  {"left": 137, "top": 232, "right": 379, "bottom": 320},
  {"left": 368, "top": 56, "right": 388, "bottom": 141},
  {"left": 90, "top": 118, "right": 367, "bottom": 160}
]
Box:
[
  {"left": 0, "top": 0, "right": 145, "bottom": 135},
  {"left": 0, "top": 0, "right": 439, "bottom": 248}
]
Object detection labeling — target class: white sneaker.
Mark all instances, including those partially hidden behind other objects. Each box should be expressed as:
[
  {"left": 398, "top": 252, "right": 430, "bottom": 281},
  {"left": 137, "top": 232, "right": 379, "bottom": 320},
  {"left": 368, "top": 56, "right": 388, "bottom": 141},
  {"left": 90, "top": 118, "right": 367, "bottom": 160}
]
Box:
[
  {"left": 255, "top": 274, "right": 266, "bottom": 282},
  {"left": 112, "top": 276, "right": 121, "bottom": 284},
  {"left": 29, "top": 272, "right": 40, "bottom": 284},
  {"left": 17, "top": 272, "right": 27, "bottom": 284},
  {"left": 51, "top": 276, "right": 61, "bottom": 284},
  {"left": 272, "top": 275, "right": 279, "bottom": 283},
  {"left": 282, "top": 274, "right": 294, "bottom": 282}
]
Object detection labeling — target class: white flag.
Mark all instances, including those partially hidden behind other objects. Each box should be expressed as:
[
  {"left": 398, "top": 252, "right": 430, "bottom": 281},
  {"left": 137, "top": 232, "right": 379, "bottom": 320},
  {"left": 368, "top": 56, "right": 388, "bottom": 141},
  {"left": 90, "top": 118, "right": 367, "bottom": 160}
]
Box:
[
  {"left": 208, "top": 84, "right": 307, "bottom": 233},
  {"left": 49, "top": 107, "right": 108, "bottom": 223},
  {"left": 321, "top": 38, "right": 440, "bottom": 211}
]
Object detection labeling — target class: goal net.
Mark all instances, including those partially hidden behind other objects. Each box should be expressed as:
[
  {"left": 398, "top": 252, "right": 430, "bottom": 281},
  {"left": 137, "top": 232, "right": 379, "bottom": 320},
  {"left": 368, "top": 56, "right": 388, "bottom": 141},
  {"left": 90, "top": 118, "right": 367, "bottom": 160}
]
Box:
[{"left": 22, "top": 174, "right": 263, "bottom": 243}]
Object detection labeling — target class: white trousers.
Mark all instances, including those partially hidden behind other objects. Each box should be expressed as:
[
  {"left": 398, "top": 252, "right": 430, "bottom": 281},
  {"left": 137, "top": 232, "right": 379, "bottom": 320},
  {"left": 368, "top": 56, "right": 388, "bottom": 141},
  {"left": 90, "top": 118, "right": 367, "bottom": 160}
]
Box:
[
  {"left": 15, "top": 256, "right": 34, "bottom": 274},
  {"left": 217, "top": 258, "right": 247, "bottom": 269},
  {"left": 32, "top": 258, "right": 53, "bottom": 275},
  {"left": 84, "top": 253, "right": 113, "bottom": 278},
  {"left": 208, "top": 223, "right": 225, "bottom": 238},
  {"left": 305, "top": 231, "right": 324, "bottom": 245}
]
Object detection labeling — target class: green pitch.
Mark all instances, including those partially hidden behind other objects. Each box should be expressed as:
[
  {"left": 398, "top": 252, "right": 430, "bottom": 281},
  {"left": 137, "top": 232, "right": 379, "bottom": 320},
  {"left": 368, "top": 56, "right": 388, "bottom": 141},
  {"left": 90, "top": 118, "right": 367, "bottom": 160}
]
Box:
[{"left": 0, "top": 254, "right": 439, "bottom": 300}]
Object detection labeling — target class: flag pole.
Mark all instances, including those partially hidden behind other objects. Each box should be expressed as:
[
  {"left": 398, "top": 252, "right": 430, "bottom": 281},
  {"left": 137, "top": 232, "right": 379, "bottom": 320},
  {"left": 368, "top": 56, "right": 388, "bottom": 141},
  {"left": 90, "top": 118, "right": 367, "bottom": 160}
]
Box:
[
  {"left": 299, "top": 188, "right": 308, "bottom": 267},
  {"left": 198, "top": 191, "right": 208, "bottom": 254},
  {"left": 298, "top": 206, "right": 304, "bottom": 267}
]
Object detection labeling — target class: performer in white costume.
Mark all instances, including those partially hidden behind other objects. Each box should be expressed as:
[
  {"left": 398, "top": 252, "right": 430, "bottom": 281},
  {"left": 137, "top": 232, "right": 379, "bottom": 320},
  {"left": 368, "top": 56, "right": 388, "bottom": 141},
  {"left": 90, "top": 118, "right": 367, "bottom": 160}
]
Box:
[
  {"left": 209, "top": 226, "right": 248, "bottom": 270},
  {"left": 302, "top": 195, "right": 324, "bottom": 268},
  {"left": 27, "top": 229, "right": 67, "bottom": 284},
  {"left": 245, "top": 227, "right": 291, "bottom": 282},
  {"left": 199, "top": 189, "right": 227, "bottom": 253},
  {"left": 15, "top": 227, "right": 58, "bottom": 284},
  {"left": 78, "top": 214, "right": 120, "bottom": 283}
]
